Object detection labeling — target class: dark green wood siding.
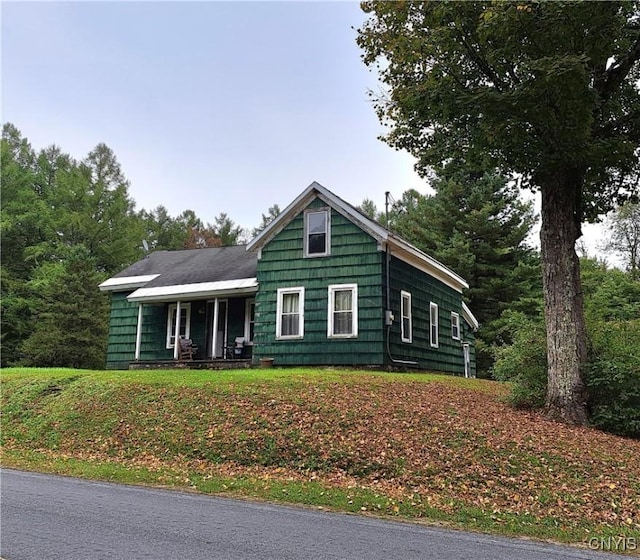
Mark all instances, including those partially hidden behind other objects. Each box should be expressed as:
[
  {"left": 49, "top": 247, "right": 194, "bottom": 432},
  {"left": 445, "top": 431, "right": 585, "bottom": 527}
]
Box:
[
  {"left": 106, "top": 295, "right": 251, "bottom": 368},
  {"left": 105, "top": 291, "right": 138, "bottom": 369},
  {"left": 385, "top": 256, "right": 470, "bottom": 374},
  {"left": 253, "top": 199, "right": 385, "bottom": 365}
]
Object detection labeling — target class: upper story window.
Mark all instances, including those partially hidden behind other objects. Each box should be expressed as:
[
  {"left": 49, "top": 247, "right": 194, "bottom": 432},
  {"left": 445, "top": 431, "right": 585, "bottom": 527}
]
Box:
[
  {"left": 328, "top": 284, "right": 358, "bottom": 338},
  {"left": 166, "top": 303, "right": 191, "bottom": 348},
  {"left": 304, "top": 208, "right": 330, "bottom": 257},
  {"left": 451, "top": 311, "right": 461, "bottom": 341},
  {"left": 401, "top": 291, "right": 412, "bottom": 343},
  {"left": 276, "top": 287, "right": 305, "bottom": 339}
]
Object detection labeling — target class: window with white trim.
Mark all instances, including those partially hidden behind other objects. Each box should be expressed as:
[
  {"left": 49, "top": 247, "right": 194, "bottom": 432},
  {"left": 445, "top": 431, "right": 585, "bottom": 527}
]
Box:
[
  {"left": 245, "top": 299, "right": 256, "bottom": 343},
  {"left": 430, "top": 302, "right": 439, "bottom": 348},
  {"left": 451, "top": 312, "right": 461, "bottom": 341},
  {"left": 276, "top": 287, "right": 304, "bottom": 339},
  {"left": 401, "top": 291, "right": 412, "bottom": 343},
  {"left": 328, "top": 284, "right": 358, "bottom": 338},
  {"left": 304, "top": 208, "right": 330, "bottom": 257},
  {"left": 166, "top": 303, "right": 191, "bottom": 348}
]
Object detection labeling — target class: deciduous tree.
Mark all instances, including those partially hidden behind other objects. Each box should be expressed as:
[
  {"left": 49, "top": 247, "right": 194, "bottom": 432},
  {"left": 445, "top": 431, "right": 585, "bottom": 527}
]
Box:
[
  {"left": 358, "top": 1, "right": 640, "bottom": 424},
  {"left": 605, "top": 202, "right": 640, "bottom": 279}
]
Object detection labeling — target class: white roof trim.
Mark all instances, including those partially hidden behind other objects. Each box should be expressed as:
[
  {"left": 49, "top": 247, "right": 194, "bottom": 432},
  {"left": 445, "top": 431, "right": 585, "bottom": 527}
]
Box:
[
  {"left": 388, "top": 234, "right": 469, "bottom": 293},
  {"left": 127, "top": 278, "right": 258, "bottom": 302},
  {"left": 462, "top": 302, "right": 479, "bottom": 331},
  {"left": 246, "top": 181, "right": 468, "bottom": 293},
  {"left": 246, "top": 181, "right": 389, "bottom": 252},
  {"left": 99, "top": 274, "right": 160, "bottom": 292}
]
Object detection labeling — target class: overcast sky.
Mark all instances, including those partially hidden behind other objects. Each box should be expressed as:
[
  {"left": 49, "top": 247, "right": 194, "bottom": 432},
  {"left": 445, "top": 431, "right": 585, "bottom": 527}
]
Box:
[{"left": 2, "top": 1, "right": 607, "bottom": 255}]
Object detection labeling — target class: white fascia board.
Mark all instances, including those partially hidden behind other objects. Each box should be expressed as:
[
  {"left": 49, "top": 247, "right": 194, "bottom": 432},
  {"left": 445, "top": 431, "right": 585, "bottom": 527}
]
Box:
[
  {"left": 462, "top": 302, "right": 479, "bottom": 331},
  {"left": 388, "top": 236, "right": 469, "bottom": 293},
  {"left": 98, "top": 274, "right": 160, "bottom": 292},
  {"left": 246, "top": 181, "right": 388, "bottom": 253},
  {"left": 312, "top": 185, "right": 389, "bottom": 242},
  {"left": 127, "top": 278, "right": 258, "bottom": 303}
]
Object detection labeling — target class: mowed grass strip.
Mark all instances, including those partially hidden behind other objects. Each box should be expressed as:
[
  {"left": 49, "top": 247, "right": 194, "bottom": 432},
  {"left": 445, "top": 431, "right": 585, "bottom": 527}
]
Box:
[{"left": 2, "top": 367, "right": 638, "bottom": 550}]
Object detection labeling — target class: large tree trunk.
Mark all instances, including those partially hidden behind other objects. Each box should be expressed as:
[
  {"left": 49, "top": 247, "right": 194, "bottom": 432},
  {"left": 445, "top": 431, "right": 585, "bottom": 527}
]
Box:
[{"left": 540, "top": 175, "right": 589, "bottom": 425}]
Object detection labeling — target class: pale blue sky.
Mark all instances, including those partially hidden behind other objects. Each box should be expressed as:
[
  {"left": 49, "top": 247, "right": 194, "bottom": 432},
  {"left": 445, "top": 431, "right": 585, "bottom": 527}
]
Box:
[
  {"left": 2, "top": 1, "right": 427, "bottom": 232},
  {"left": 2, "top": 0, "right": 606, "bottom": 255}
]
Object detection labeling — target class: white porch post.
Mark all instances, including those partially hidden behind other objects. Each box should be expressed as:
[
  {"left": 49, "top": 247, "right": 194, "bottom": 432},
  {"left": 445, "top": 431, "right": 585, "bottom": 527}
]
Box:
[
  {"left": 173, "top": 300, "right": 182, "bottom": 359},
  {"left": 212, "top": 298, "right": 219, "bottom": 359},
  {"left": 134, "top": 303, "right": 143, "bottom": 360}
]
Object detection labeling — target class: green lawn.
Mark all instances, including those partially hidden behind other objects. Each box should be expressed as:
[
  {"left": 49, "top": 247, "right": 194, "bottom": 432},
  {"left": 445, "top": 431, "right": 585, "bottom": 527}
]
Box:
[{"left": 2, "top": 367, "right": 638, "bottom": 553}]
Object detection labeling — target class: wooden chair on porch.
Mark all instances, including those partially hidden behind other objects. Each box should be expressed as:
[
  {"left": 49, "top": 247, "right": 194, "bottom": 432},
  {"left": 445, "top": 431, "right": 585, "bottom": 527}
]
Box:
[{"left": 177, "top": 337, "right": 197, "bottom": 361}]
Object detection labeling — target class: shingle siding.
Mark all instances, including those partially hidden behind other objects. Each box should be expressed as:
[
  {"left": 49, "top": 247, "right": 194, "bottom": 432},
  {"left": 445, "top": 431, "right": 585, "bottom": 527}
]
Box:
[
  {"left": 385, "top": 255, "right": 471, "bottom": 374},
  {"left": 253, "top": 199, "right": 385, "bottom": 366}
]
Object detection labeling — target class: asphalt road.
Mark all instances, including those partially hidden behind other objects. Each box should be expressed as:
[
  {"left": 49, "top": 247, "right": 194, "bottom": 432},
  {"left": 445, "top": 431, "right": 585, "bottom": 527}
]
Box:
[{"left": 0, "top": 469, "right": 628, "bottom": 560}]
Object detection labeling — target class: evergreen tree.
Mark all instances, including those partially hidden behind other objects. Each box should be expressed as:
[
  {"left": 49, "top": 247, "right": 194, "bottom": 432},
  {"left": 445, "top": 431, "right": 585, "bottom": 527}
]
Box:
[
  {"left": 20, "top": 247, "right": 109, "bottom": 369},
  {"left": 358, "top": 1, "right": 640, "bottom": 424},
  {"left": 391, "top": 168, "right": 540, "bottom": 374},
  {"left": 251, "top": 204, "right": 281, "bottom": 237}
]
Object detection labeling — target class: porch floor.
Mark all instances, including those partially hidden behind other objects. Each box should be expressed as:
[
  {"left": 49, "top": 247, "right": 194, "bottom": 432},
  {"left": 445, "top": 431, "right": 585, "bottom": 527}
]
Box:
[{"left": 129, "top": 359, "right": 252, "bottom": 370}]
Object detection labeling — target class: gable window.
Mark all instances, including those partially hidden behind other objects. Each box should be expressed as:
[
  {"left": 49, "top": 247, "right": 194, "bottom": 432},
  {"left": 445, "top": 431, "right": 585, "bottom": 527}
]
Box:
[
  {"left": 451, "top": 312, "right": 461, "bottom": 341},
  {"left": 276, "top": 287, "right": 304, "bottom": 339},
  {"left": 328, "top": 284, "right": 358, "bottom": 338},
  {"left": 166, "top": 303, "right": 191, "bottom": 348},
  {"left": 430, "top": 302, "right": 439, "bottom": 348},
  {"left": 245, "top": 299, "right": 256, "bottom": 343},
  {"left": 401, "top": 291, "right": 412, "bottom": 343},
  {"left": 304, "top": 209, "right": 330, "bottom": 257}
]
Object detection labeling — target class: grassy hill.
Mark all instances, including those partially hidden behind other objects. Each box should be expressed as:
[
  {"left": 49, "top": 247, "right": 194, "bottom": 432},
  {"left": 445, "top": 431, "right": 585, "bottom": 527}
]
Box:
[{"left": 2, "top": 367, "right": 638, "bottom": 551}]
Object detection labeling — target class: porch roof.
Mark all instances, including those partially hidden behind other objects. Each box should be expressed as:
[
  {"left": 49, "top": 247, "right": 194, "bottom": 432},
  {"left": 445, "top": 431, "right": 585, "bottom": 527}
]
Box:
[
  {"left": 127, "top": 277, "right": 258, "bottom": 303},
  {"left": 100, "top": 245, "right": 258, "bottom": 296}
]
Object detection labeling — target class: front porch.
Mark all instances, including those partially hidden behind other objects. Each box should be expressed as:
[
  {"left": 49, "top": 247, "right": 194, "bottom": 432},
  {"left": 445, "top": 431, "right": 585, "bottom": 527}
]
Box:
[{"left": 129, "top": 358, "right": 252, "bottom": 370}]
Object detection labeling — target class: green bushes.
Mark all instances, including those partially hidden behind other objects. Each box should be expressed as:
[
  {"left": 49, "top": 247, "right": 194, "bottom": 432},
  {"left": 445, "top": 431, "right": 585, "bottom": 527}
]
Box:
[
  {"left": 493, "top": 259, "right": 640, "bottom": 438},
  {"left": 493, "top": 312, "right": 547, "bottom": 409},
  {"left": 587, "top": 321, "right": 640, "bottom": 438},
  {"left": 493, "top": 316, "right": 640, "bottom": 439}
]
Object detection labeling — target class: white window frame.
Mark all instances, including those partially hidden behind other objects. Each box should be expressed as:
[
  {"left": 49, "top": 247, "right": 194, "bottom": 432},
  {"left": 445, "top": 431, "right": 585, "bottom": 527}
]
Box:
[
  {"left": 276, "top": 287, "right": 305, "bottom": 340},
  {"left": 401, "top": 290, "right": 412, "bottom": 343},
  {"left": 304, "top": 208, "right": 331, "bottom": 257},
  {"left": 327, "top": 283, "right": 358, "bottom": 338},
  {"left": 245, "top": 299, "right": 256, "bottom": 344},
  {"left": 451, "top": 311, "right": 461, "bottom": 341},
  {"left": 166, "top": 303, "right": 191, "bottom": 348},
  {"left": 430, "top": 302, "right": 439, "bottom": 348}
]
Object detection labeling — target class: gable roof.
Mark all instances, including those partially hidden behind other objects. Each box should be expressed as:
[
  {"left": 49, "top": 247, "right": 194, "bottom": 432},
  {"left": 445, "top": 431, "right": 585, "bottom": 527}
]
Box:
[
  {"left": 99, "top": 245, "right": 258, "bottom": 302},
  {"left": 247, "top": 181, "right": 469, "bottom": 293}
]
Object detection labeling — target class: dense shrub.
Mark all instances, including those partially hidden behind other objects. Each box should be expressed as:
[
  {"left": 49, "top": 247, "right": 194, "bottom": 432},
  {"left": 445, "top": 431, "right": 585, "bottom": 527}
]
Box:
[
  {"left": 587, "top": 320, "right": 640, "bottom": 438},
  {"left": 492, "top": 312, "right": 547, "bottom": 409},
  {"left": 493, "top": 315, "right": 640, "bottom": 438},
  {"left": 493, "top": 260, "right": 640, "bottom": 438}
]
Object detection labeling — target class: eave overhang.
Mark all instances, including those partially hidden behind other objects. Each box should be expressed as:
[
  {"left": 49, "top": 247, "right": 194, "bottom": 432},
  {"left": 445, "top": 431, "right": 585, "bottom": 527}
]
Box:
[
  {"left": 98, "top": 274, "right": 160, "bottom": 292},
  {"left": 126, "top": 277, "right": 259, "bottom": 303}
]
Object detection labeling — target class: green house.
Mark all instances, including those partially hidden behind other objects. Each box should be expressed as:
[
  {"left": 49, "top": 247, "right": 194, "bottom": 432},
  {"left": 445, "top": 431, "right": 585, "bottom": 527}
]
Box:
[{"left": 100, "top": 182, "right": 478, "bottom": 375}]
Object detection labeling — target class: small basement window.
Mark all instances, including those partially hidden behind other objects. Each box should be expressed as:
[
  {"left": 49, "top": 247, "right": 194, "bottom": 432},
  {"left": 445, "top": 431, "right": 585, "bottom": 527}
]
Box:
[{"left": 304, "top": 209, "right": 330, "bottom": 257}]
